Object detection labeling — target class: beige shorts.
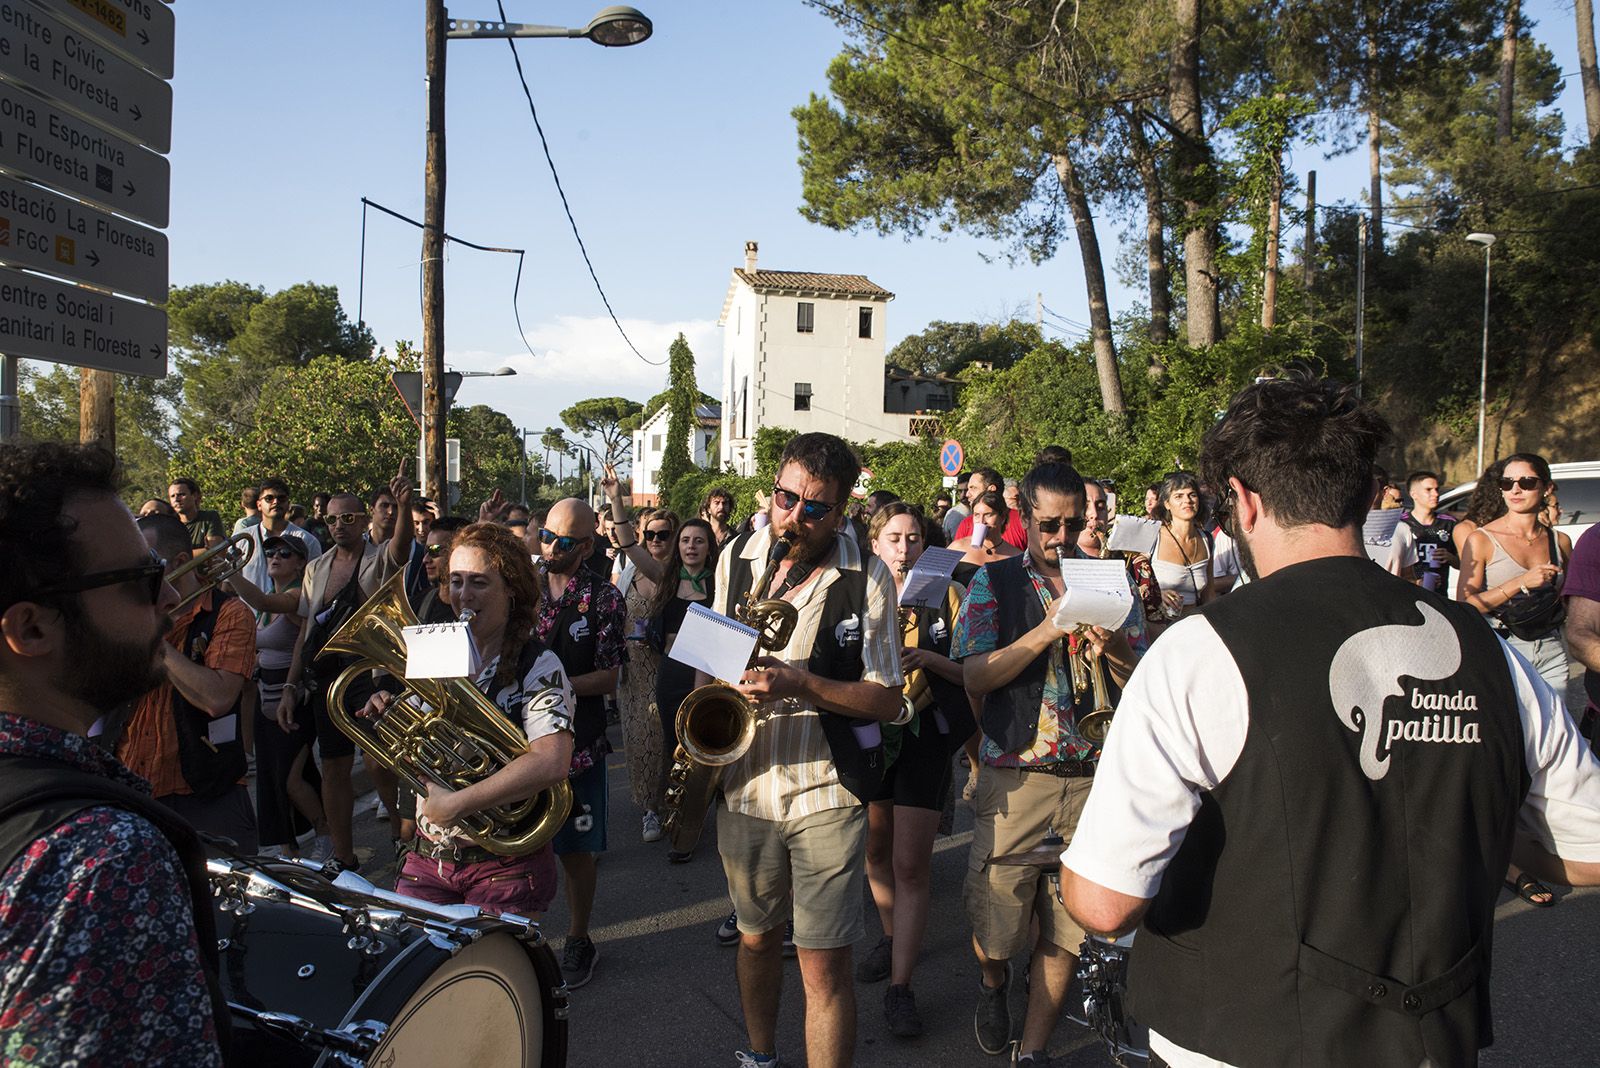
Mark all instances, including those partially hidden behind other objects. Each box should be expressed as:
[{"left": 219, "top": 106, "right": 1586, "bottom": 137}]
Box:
[
  {"left": 717, "top": 803, "right": 867, "bottom": 950},
  {"left": 963, "top": 765, "right": 1091, "bottom": 959}
]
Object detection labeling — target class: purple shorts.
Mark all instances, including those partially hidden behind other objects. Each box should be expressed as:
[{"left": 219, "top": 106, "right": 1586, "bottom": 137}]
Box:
[{"left": 397, "top": 844, "right": 558, "bottom": 917}]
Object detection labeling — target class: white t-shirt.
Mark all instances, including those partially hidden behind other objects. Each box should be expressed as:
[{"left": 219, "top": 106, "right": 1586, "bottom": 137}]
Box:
[
  {"left": 241, "top": 521, "right": 322, "bottom": 589},
  {"left": 1211, "top": 530, "right": 1240, "bottom": 580},
  {"left": 1062, "top": 614, "right": 1600, "bottom": 1068}
]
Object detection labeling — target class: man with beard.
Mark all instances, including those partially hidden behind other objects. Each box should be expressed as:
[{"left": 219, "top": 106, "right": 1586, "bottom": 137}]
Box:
[
  {"left": 0, "top": 443, "right": 226, "bottom": 1065},
  {"left": 117, "top": 514, "right": 259, "bottom": 852},
  {"left": 536, "top": 498, "right": 626, "bottom": 988},
  {"left": 1060, "top": 376, "right": 1600, "bottom": 1067},
  {"left": 703, "top": 486, "right": 738, "bottom": 547},
  {"left": 239, "top": 476, "right": 321, "bottom": 589},
  {"left": 242, "top": 472, "right": 415, "bottom": 872},
  {"left": 952, "top": 462, "right": 1141, "bottom": 1064},
  {"left": 711, "top": 432, "right": 904, "bottom": 1068}
]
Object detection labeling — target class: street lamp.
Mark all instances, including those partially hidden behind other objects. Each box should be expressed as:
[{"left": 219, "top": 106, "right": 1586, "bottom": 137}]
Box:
[
  {"left": 1465, "top": 232, "right": 1496, "bottom": 474},
  {"left": 453, "top": 365, "right": 517, "bottom": 378}
]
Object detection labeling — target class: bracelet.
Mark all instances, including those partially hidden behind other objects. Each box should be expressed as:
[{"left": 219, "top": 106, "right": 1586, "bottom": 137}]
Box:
[
  {"left": 891, "top": 699, "right": 916, "bottom": 727},
  {"left": 615, "top": 539, "right": 638, "bottom": 549}
]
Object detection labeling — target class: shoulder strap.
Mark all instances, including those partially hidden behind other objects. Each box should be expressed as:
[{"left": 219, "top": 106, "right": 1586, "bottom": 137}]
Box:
[{"left": 1549, "top": 525, "right": 1564, "bottom": 567}]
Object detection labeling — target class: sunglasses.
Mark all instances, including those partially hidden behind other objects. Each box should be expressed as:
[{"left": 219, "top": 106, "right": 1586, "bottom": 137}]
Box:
[
  {"left": 539, "top": 528, "right": 584, "bottom": 554},
  {"left": 262, "top": 548, "right": 302, "bottom": 560},
  {"left": 1034, "top": 516, "right": 1088, "bottom": 536},
  {"left": 642, "top": 529, "right": 673, "bottom": 543},
  {"left": 426, "top": 542, "right": 448, "bottom": 558},
  {"left": 1497, "top": 476, "right": 1542, "bottom": 492},
  {"left": 772, "top": 483, "right": 839, "bottom": 521},
  {"left": 326, "top": 512, "right": 368, "bottom": 526},
  {"left": 35, "top": 551, "right": 168, "bottom": 606},
  {"left": 259, "top": 493, "right": 288, "bottom": 503}
]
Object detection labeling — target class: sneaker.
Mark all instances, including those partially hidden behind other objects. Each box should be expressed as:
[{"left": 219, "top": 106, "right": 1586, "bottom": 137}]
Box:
[
  {"left": 716, "top": 911, "right": 740, "bottom": 946},
  {"left": 561, "top": 936, "right": 599, "bottom": 989},
  {"left": 307, "top": 835, "right": 335, "bottom": 863},
  {"left": 884, "top": 983, "right": 924, "bottom": 1037},
  {"left": 370, "top": 795, "right": 387, "bottom": 821},
  {"left": 974, "top": 963, "right": 1011, "bottom": 1055},
  {"left": 782, "top": 921, "right": 796, "bottom": 958},
  {"left": 733, "top": 1051, "right": 781, "bottom": 1068},
  {"left": 641, "top": 811, "right": 663, "bottom": 843},
  {"left": 1017, "top": 1053, "right": 1053, "bottom": 1067},
  {"left": 856, "top": 935, "right": 893, "bottom": 983},
  {"left": 667, "top": 848, "right": 694, "bottom": 864}
]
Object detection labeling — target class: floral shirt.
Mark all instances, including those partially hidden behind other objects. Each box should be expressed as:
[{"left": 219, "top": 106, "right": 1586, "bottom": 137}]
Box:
[
  {"left": 0, "top": 714, "right": 222, "bottom": 1067},
  {"left": 536, "top": 566, "right": 626, "bottom": 765},
  {"left": 951, "top": 554, "right": 1146, "bottom": 767}
]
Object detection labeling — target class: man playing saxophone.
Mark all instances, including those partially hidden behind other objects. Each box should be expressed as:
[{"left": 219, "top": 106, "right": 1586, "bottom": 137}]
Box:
[{"left": 709, "top": 432, "right": 904, "bottom": 1068}]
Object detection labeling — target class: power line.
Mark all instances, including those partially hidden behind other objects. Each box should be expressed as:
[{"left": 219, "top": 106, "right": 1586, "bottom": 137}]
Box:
[{"left": 495, "top": 0, "right": 664, "bottom": 367}]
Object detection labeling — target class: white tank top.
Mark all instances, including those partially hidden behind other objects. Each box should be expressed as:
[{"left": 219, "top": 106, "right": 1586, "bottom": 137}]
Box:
[{"left": 1152, "top": 529, "right": 1212, "bottom": 606}]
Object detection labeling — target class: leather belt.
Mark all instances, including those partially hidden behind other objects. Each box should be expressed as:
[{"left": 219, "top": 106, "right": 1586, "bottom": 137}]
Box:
[
  {"left": 1018, "top": 759, "right": 1096, "bottom": 778},
  {"left": 413, "top": 837, "right": 499, "bottom": 866}
]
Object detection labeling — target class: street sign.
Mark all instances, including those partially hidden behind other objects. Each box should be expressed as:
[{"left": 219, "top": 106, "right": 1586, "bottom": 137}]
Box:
[
  {"left": 0, "top": 262, "right": 164, "bottom": 375},
  {"left": 415, "top": 437, "right": 460, "bottom": 498},
  {"left": 0, "top": 1, "right": 174, "bottom": 152},
  {"left": 40, "top": 0, "right": 174, "bottom": 80},
  {"left": 852, "top": 466, "right": 872, "bottom": 499},
  {"left": 389, "top": 370, "right": 463, "bottom": 428},
  {"left": 942, "top": 475, "right": 958, "bottom": 488},
  {"left": 0, "top": 82, "right": 169, "bottom": 226},
  {"left": 939, "top": 438, "right": 964, "bottom": 477},
  {"left": 0, "top": 173, "right": 166, "bottom": 300}
]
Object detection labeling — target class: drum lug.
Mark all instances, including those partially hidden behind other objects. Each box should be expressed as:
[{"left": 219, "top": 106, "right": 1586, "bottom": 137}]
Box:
[{"left": 551, "top": 986, "right": 571, "bottom": 1021}]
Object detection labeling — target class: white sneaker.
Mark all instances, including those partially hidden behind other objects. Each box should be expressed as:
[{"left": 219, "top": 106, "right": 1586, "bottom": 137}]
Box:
[
  {"left": 371, "top": 795, "right": 387, "bottom": 821},
  {"left": 641, "top": 810, "right": 663, "bottom": 843},
  {"left": 308, "top": 835, "right": 335, "bottom": 863}
]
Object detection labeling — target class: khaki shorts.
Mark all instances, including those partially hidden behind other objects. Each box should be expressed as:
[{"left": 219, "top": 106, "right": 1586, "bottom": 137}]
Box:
[
  {"left": 963, "top": 765, "right": 1090, "bottom": 959},
  {"left": 718, "top": 803, "right": 867, "bottom": 950}
]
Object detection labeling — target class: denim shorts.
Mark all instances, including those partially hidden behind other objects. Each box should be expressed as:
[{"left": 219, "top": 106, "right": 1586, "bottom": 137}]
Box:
[{"left": 552, "top": 762, "right": 608, "bottom": 856}]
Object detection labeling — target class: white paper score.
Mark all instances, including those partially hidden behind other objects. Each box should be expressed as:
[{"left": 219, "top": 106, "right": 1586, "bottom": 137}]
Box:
[
  {"left": 1051, "top": 558, "right": 1136, "bottom": 631},
  {"left": 666, "top": 603, "right": 761, "bottom": 685},
  {"left": 900, "top": 546, "right": 963, "bottom": 606},
  {"left": 1105, "top": 515, "right": 1161, "bottom": 557},
  {"left": 404, "top": 622, "right": 481, "bottom": 679}
]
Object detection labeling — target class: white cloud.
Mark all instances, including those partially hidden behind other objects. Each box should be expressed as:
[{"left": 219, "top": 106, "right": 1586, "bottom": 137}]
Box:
[{"left": 444, "top": 315, "right": 722, "bottom": 441}]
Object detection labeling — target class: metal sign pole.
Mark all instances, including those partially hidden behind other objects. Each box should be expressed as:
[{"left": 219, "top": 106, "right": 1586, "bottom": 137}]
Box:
[{"left": 0, "top": 354, "right": 19, "bottom": 440}]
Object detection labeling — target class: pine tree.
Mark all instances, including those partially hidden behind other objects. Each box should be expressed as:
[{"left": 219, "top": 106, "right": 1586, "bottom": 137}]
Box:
[{"left": 657, "top": 334, "right": 698, "bottom": 497}]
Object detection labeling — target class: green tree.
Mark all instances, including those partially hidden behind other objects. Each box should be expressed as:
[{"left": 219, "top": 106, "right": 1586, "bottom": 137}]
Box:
[
  {"left": 656, "top": 334, "right": 699, "bottom": 496},
  {"left": 448, "top": 404, "right": 524, "bottom": 512},
  {"left": 170, "top": 281, "right": 375, "bottom": 453},
  {"left": 558, "top": 396, "right": 644, "bottom": 469},
  {"left": 887, "top": 320, "right": 1037, "bottom": 376},
  {"left": 17, "top": 363, "right": 179, "bottom": 505}
]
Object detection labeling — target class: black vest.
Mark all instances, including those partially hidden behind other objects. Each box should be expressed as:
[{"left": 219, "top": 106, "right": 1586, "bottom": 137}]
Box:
[
  {"left": 1127, "top": 557, "right": 1527, "bottom": 1067},
  {"left": 169, "top": 593, "right": 248, "bottom": 798},
  {"left": 544, "top": 571, "right": 610, "bottom": 753},
  {"left": 911, "top": 586, "right": 976, "bottom": 750},
  {"left": 978, "top": 555, "right": 1053, "bottom": 755},
  {"left": 725, "top": 531, "right": 884, "bottom": 803},
  {"left": 0, "top": 755, "right": 232, "bottom": 1051}
]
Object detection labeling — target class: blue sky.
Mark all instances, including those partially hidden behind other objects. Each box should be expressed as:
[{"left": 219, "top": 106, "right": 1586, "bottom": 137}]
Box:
[{"left": 127, "top": 1, "right": 1592, "bottom": 442}]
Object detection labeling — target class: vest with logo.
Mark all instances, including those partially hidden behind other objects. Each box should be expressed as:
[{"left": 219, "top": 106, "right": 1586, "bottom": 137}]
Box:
[
  {"left": 725, "top": 531, "right": 884, "bottom": 803},
  {"left": 910, "top": 585, "right": 975, "bottom": 749},
  {"left": 545, "top": 571, "right": 608, "bottom": 754},
  {"left": 1126, "top": 557, "right": 1527, "bottom": 1066}
]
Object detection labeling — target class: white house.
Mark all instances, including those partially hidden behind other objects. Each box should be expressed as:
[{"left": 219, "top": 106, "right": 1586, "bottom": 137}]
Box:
[
  {"left": 718, "top": 242, "right": 922, "bottom": 476},
  {"left": 630, "top": 400, "right": 720, "bottom": 506}
]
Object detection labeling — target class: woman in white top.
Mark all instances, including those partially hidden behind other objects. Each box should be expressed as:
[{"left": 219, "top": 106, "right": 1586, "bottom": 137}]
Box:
[{"left": 1149, "top": 472, "right": 1215, "bottom": 630}]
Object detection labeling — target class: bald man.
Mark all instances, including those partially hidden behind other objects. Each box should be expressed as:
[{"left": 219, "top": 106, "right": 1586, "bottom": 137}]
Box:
[{"left": 535, "top": 498, "right": 626, "bottom": 988}]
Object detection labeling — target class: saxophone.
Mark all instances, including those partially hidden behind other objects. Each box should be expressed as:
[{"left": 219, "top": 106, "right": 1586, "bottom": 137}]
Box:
[
  {"left": 896, "top": 605, "right": 931, "bottom": 722},
  {"left": 661, "top": 535, "right": 799, "bottom": 854}
]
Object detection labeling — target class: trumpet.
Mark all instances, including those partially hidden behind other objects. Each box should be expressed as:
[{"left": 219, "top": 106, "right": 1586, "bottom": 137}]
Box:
[
  {"left": 169, "top": 532, "right": 255, "bottom": 615},
  {"left": 1069, "top": 628, "right": 1116, "bottom": 749}
]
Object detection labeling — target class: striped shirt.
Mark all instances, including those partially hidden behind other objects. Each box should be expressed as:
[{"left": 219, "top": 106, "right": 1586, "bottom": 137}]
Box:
[{"left": 715, "top": 527, "right": 903, "bottom": 821}]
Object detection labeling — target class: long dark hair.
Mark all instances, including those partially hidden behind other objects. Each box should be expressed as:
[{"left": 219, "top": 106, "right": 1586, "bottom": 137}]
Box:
[
  {"left": 650, "top": 517, "right": 719, "bottom": 617},
  {"left": 1153, "top": 471, "right": 1202, "bottom": 524},
  {"left": 1462, "top": 460, "right": 1509, "bottom": 527},
  {"left": 452, "top": 522, "right": 541, "bottom": 689},
  {"left": 967, "top": 490, "right": 1009, "bottom": 542}
]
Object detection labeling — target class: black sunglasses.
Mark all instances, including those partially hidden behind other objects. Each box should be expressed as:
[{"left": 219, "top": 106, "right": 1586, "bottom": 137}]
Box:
[
  {"left": 539, "top": 528, "right": 584, "bottom": 554},
  {"left": 642, "top": 528, "right": 673, "bottom": 543},
  {"left": 1033, "top": 516, "right": 1087, "bottom": 536},
  {"left": 34, "top": 551, "right": 168, "bottom": 606},
  {"left": 772, "top": 483, "right": 839, "bottom": 521},
  {"left": 262, "top": 548, "right": 302, "bottom": 560},
  {"left": 1497, "top": 476, "right": 1542, "bottom": 492}
]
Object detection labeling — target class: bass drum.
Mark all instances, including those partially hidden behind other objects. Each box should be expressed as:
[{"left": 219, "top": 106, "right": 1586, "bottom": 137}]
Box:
[
  {"left": 1073, "top": 933, "right": 1148, "bottom": 1064},
  {"left": 216, "top": 872, "right": 566, "bottom": 1067}
]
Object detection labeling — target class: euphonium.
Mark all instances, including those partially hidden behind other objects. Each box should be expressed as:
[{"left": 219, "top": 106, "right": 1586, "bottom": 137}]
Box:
[
  {"left": 317, "top": 570, "right": 573, "bottom": 856},
  {"left": 662, "top": 535, "right": 799, "bottom": 854},
  {"left": 171, "top": 532, "right": 255, "bottom": 615},
  {"left": 1070, "top": 630, "right": 1116, "bottom": 750}
]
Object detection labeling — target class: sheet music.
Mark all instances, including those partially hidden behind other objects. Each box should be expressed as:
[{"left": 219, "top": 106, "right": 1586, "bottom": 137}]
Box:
[
  {"left": 1363, "top": 508, "right": 1404, "bottom": 544},
  {"left": 404, "top": 622, "right": 480, "bottom": 679},
  {"left": 1052, "top": 558, "right": 1136, "bottom": 631},
  {"left": 900, "top": 546, "right": 963, "bottom": 605},
  {"left": 667, "top": 603, "right": 760, "bottom": 684},
  {"left": 1105, "top": 515, "right": 1160, "bottom": 557},
  {"left": 207, "top": 713, "right": 238, "bottom": 746}
]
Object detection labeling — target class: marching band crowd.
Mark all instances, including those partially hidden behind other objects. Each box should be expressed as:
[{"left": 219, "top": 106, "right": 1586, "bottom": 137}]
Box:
[{"left": 2, "top": 373, "right": 1600, "bottom": 1068}]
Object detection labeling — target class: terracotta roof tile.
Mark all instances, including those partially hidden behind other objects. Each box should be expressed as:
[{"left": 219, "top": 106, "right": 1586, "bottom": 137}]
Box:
[{"left": 733, "top": 269, "right": 894, "bottom": 299}]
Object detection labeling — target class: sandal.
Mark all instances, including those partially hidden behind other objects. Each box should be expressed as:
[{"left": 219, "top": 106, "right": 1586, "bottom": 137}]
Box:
[
  {"left": 1505, "top": 872, "right": 1556, "bottom": 908},
  {"left": 961, "top": 771, "right": 979, "bottom": 803}
]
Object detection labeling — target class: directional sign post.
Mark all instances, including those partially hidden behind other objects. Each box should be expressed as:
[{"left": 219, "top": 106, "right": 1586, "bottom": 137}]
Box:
[
  {"left": 0, "top": 173, "right": 167, "bottom": 300},
  {"left": 939, "top": 438, "right": 965, "bottom": 478},
  {"left": 0, "top": 263, "right": 164, "bottom": 375},
  {"left": 0, "top": 0, "right": 174, "bottom": 152},
  {"left": 40, "top": 0, "right": 175, "bottom": 80}
]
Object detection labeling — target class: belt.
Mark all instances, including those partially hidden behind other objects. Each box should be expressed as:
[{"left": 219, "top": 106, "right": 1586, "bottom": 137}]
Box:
[
  {"left": 1017, "top": 759, "right": 1096, "bottom": 778},
  {"left": 412, "top": 836, "right": 499, "bottom": 866}
]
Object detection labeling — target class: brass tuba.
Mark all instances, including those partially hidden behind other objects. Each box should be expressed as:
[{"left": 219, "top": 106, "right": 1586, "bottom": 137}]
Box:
[
  {"left": 317, "top": 570, "right": 573, "bottom": 856},
  {"left": 662, "top": 535, "right": 799, "bottom": 854}
]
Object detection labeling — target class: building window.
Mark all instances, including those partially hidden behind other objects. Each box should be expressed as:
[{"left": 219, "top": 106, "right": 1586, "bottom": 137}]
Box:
[
  {"left": 797, "top": 301, "right": 815, "bottom": 333},
  {"left": 794, "top": 382, "right": 813, "bottom": 411},
  {"left": 859, "top": 306, "right": 873, "bottom": 339},
  {"left": 651, "top": 434, "right": 661, "bottom": 451}
]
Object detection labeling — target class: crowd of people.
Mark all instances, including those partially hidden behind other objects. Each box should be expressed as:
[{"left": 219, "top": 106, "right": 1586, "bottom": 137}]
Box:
[{"left": 3, "top": 372, "right": 1600, "bottom": 1067}]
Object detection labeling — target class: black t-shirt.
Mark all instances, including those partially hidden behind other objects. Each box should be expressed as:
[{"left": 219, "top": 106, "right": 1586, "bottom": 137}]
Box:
[
  {"left": 183, "top": 510, "right": 225, "bottom": 549},
  {"left": 1400, "top": 511, "right": 1458, "bottom": 586}
]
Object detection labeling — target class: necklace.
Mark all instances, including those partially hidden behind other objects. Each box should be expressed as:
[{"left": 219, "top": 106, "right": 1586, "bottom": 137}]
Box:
[{"left": 1164, "top": 524, "right": 1200, "bottom": 565}]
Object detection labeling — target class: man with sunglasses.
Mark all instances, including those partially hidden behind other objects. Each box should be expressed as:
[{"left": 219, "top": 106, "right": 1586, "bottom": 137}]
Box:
[
  {"left": 239, "top": 476, "right": 322, "bottom": 591},
  {"left": 0, "top": 443, "right": 227, "bottom": 1065},
  {"left": 535, "top": 497, "right": 627, "bottom": 988},
  {"left": 1060, "top": 377, "right": 1600, "bottom": 1068},
  {"left": 710, "top": 432, "right": 904, "bottom": 1068},
  {"left": 951, "top": 461, "right": 1141, "bottom": 1064}
]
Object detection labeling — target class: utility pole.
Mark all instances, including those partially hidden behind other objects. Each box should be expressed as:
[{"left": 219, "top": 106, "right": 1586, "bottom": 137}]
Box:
[
  {"left": 79, "top": 369, "right": 115, "bottom": 448},
  {"left": 1303, "top": 169, "right": 1317, "bottom": 291},
  {"left": 421, "top": 0, "right": 448, "bottom": 502},
  {"left": 1354, "top": 215, "right": 1368, "bottom": 395}
]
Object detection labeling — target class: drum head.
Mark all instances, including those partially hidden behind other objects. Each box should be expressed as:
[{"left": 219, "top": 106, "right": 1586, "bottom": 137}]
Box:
[{"left": 366, "top": 932, "right": 563, "bottom": 1068}]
